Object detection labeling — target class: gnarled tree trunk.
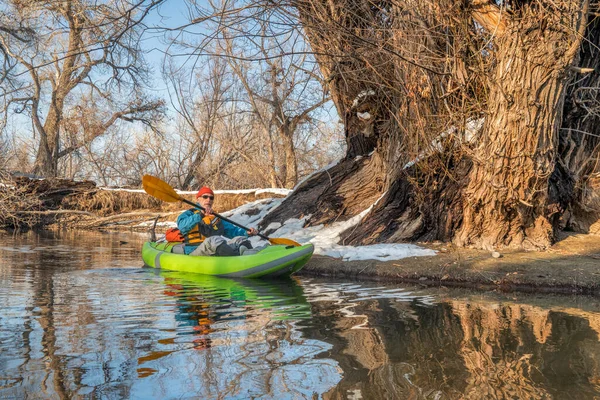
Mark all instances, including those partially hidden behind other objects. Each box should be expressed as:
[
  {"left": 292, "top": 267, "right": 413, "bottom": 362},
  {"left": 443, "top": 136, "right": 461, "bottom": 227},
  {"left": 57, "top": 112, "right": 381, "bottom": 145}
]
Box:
[
  {"left": 263, "top": 0, "right": 598, "bottom": 250},
  {"left": 559, "top": 12, "right": 600, "bottom": 233},
  {"left": 456, "top": 3, "right": 588, "bottom": 250}
]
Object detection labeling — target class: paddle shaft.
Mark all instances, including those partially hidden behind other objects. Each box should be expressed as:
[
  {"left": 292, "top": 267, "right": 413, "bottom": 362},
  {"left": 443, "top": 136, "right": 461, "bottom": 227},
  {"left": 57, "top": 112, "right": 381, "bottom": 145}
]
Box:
[{"left": 179, "top": 197, "right": 271, "bottom": 241}]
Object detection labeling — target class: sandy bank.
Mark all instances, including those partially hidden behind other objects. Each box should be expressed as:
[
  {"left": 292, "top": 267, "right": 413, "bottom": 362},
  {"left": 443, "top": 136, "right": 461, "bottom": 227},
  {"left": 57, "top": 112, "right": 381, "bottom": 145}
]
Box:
[{"left": 301, "top": 232, "right": 600, "bottom": 295}]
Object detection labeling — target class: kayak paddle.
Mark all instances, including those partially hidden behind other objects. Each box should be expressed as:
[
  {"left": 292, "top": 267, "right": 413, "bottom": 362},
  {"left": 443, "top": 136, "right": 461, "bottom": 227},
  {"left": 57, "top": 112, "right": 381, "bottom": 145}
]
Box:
[{"left": 142, "top": 175, "right": 301, "bottom": 247}]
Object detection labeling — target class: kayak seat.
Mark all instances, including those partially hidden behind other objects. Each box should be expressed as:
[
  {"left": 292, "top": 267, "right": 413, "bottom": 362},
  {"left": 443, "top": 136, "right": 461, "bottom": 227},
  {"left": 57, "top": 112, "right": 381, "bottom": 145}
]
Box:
[
  {"left": 171, "top": 244, "right": 186, "bottom": 254},
  {"left": 240, "top": 244, "right": 268, "bottom": 256}
]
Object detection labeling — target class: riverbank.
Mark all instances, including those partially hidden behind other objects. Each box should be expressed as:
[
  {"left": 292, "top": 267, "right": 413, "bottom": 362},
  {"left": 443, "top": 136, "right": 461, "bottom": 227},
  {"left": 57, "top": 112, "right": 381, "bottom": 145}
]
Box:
[
  {"left": 4, "top": 176, "right": 600, "bottom": 295},
  {"left": 3, "top": 225, "right": 599, "bottom": 295},
  {"left": 0, "top": 176, "right": 289, "bottom": 230},
  {"left": 302, "top": 232, "right": 600, "bottom": 294}
]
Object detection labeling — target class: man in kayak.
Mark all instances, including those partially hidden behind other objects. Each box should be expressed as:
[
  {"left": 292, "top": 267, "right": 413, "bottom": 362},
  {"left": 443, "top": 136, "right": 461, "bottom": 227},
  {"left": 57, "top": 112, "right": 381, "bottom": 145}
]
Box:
[{"left": 177, "top": 186, "right": 259, "bottom": 256}]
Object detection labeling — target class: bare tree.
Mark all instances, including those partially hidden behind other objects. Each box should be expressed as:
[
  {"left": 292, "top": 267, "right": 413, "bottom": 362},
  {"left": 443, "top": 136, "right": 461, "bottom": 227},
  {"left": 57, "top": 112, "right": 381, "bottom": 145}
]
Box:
[
  {"left": 164, "top": 54, "right": 232, "bottom": 189},
  {"left": 219, "top": 24, "right": 329, "bottom": 188},
  {"left": 173, "top": 0, "right": 333, "bottom": 189},
  {"left": 0, "top": 0, "right": 165, "bottom": 178}
]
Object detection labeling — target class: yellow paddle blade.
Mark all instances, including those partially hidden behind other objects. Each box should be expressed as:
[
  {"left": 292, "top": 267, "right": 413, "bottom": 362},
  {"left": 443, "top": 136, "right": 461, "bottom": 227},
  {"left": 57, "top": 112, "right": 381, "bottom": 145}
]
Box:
[
  {"left": 142, "top": 175, "right": 183, "bottom": 203},
  {"left": 269, "top": 237, "right": 302, "bottom": 247}
]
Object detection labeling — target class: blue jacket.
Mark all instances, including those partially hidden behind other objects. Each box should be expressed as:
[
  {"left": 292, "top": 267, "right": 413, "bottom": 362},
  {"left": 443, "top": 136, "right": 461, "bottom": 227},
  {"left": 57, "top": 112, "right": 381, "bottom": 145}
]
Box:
[{"left": 177, "top": 209, "right": 248, "bottom": 255}]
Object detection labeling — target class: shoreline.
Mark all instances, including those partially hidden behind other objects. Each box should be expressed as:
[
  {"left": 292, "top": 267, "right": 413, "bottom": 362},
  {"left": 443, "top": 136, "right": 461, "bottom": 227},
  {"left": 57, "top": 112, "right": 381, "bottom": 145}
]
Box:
[
  {"left": 2, "top": 175, "right": 599, "bottom": 295},
  {"left": 300, "top": 232, "right": 600, "bottom": 295},
  {"left": 2, "top": 226, "right": 599, "bottom": 295}
]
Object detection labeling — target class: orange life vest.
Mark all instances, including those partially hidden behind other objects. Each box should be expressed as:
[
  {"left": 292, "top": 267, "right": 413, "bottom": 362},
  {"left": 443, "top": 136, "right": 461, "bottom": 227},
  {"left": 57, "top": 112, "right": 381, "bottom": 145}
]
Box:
[{"left": 183, "top": 209, "right": 224, "bottom": 245}]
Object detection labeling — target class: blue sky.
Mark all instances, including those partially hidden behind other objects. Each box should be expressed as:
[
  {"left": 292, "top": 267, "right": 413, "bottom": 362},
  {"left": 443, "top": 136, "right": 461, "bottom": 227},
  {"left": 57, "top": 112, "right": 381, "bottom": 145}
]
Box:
[{"left": 142, "top": 3, "right": 192, "bottom": 95}]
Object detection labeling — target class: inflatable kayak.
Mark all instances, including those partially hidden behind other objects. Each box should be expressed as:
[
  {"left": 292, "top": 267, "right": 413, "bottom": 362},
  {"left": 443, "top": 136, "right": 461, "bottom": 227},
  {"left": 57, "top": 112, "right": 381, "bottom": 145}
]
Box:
[{"left": 141, "top": 242, "right": 314, "bottom": 278}]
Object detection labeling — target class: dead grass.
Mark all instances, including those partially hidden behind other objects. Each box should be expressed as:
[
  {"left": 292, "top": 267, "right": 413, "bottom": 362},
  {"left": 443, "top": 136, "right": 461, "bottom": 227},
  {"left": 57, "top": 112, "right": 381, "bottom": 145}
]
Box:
[
  {"left": 0, "top": 176, "right": 288, "bottom": 230},
  {"left": 0, "top": 173, "right": 43, "bottom": 228},
  {"left": 62, "top": 190, "right": 282, "bottom": 216},
  {"left": 62, "top": 190, "right": 163, "bottom": 216}
]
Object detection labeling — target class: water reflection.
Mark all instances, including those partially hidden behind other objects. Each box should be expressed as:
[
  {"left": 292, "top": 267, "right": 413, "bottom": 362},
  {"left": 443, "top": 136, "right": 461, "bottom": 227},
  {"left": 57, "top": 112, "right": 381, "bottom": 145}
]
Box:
[
  {"left": 0, "top": 230, "right": 342, "bottom": 398},
  {"left": 139, "top": 272, "right": 339, "bottom": 398},
  {"left": 300, "top": 283, "right": 600, "bottom": 399},
  {"left": 2, "top": 231, "right": 600, "bottom": 399}
]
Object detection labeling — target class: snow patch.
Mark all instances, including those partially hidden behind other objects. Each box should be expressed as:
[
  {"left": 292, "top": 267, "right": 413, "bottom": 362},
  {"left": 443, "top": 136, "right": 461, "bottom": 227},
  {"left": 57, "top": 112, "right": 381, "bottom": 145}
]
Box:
[
  {"left": 137, "top": 188, "right": 436, "bottom": 262},
  {"left": 265, "top": 222, "right": 282, "bottom": 232},
  {"left": 137, "top": 220, "right": 177, "bottom": 228},
  {"left": 357, "top": 111, "right": 371, "bottom": 120},
  {"left": 174, "top": 188, "right": 291, "bottom": 196}
]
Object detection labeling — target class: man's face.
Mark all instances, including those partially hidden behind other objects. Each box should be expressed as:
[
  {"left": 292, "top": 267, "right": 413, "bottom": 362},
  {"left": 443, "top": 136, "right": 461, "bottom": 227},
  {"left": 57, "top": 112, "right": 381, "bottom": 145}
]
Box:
[{"left": 198, "top": 193, "right": 214, "bottom": 210}]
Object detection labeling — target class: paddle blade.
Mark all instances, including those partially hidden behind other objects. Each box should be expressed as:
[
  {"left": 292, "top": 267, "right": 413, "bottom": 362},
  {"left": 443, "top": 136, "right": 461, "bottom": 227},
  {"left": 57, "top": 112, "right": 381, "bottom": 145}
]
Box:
[
  {"left": 268, "top": 237, "right": 302, "bottom": 247},
  {"left": 142, "top": 175, "right": 182, "bottom": 203}
]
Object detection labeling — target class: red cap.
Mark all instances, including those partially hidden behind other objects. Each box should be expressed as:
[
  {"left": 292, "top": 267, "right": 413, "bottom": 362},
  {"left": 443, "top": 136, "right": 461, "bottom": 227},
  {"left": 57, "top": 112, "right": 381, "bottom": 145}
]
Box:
[{"left": 196, "top": 186, "right": 214, "bottom": 198}]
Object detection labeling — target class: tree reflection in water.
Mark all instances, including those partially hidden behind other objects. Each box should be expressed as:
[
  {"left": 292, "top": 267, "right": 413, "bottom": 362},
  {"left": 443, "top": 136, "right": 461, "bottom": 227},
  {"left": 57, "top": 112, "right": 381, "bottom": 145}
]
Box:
[{"left": 300, "top": 281, "right": 600, "bottom": 399}]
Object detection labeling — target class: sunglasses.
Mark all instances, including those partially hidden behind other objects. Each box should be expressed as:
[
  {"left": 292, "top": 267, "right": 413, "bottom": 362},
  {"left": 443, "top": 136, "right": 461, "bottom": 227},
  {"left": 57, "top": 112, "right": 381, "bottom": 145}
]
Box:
[{"left": 200, "top": 195, "right": 214, "bottom": 200}]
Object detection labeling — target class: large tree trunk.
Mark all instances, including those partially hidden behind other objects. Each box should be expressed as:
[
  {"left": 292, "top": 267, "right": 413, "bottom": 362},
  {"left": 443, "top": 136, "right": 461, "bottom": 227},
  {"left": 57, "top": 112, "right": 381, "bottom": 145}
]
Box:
[
  {"left": 33, "top": 107, "right": 62, "bottom": 178},
  {"left": 33, "top": 132, "right": 55, "bottom": 178},
  {"left": 262, "top": 154, "right": 385, "bottom": 230},
  {"left": 268, "top": 0, "right": 469, "bottom": 243},
  {"left": 265, "top": 0, "right": 597, "bottom": 250},
  {"left": 456, "top": 5, "right": 587, "bottom": 250},
  {"left": 558, "top": 12, "right": 600, "bottom": 233},
  {"left": 340, "top": 154, "right": 471, "bottom": 245}
]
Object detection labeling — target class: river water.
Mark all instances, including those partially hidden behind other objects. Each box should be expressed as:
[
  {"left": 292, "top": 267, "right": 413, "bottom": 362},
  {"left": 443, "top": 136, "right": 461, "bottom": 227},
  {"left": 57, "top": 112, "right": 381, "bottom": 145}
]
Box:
[{"left": 2, "top": 230, "right": 600, "bottom": 399}]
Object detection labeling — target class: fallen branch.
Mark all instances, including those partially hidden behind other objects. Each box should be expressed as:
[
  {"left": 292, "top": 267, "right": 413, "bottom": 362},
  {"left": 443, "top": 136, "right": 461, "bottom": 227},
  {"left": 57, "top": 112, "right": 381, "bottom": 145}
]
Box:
[
  {"left": 80, "top": 211, "right": 180, "bottom": 228},
  {"left": 96, "top": 218, "right": 155, "bottom": 227},
  {"left": 17, "top": 209, "right": 95, "bottom": 216}
]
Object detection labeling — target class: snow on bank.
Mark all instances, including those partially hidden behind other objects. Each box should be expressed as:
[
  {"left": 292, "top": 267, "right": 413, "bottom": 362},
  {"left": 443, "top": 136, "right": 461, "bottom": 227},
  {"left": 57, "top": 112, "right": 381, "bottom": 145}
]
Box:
[
  {"left": 261, "top": 195, "right": 435, "bottom": 261},
  {"left": 136, "top": 187, "right": 435, "bottom": 261},
  {"left": 100, "top": 186, "right": 292, "bottom": 197},
  {"left": 142, "top": 195, "right": 435, "bottom": 262}
]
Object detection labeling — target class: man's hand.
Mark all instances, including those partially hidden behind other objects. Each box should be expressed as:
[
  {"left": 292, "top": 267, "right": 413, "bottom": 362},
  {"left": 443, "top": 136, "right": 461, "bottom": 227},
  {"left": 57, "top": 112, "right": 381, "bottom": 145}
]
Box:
[{"left": 247, "top": 228, "right": 258, "bottom": 236}]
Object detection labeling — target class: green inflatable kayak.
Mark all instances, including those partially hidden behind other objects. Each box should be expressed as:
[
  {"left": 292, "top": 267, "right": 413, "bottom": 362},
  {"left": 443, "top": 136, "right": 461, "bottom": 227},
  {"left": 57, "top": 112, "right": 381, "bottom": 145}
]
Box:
[{"left": 142, "top": 242, "right": 314, "bottom": 278}]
